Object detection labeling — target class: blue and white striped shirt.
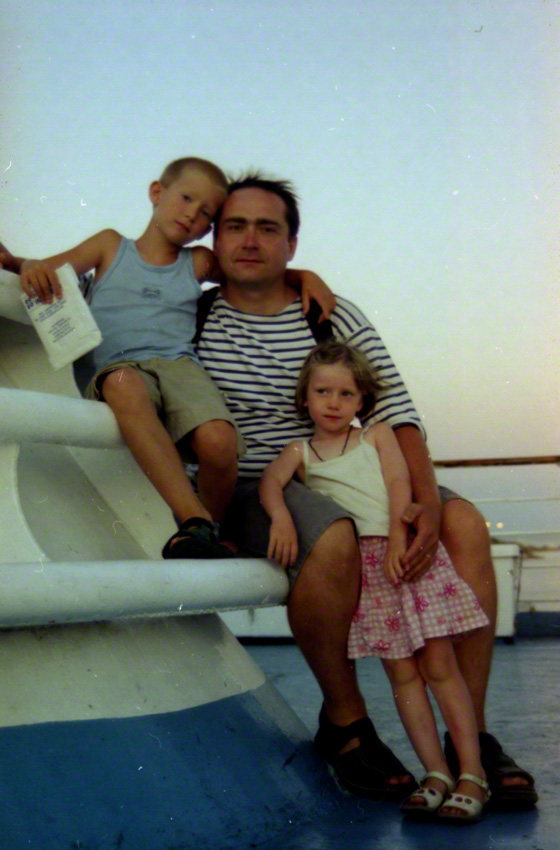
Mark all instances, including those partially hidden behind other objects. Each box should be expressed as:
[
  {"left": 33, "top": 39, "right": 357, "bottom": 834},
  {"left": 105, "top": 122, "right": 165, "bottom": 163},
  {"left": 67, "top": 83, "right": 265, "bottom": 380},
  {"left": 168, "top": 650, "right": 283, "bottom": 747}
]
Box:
[{"left": 197, "top": 293, "right": 424, "bottom": 477}]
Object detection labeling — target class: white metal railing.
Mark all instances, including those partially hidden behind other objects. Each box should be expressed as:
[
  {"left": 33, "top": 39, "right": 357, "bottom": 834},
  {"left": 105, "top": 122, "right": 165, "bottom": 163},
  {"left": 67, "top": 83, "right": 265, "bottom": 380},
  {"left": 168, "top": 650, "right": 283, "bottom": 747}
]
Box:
[{"left": 0, "top": 385, "right": 289, "bottom": 628}]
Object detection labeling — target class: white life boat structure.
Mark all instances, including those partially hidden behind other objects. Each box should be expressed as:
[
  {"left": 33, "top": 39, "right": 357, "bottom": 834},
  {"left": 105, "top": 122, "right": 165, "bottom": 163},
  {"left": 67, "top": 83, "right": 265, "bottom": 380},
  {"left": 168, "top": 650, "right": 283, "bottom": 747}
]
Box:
[{"left": 0, "top": 270, "right": 340, "bottom": 848}]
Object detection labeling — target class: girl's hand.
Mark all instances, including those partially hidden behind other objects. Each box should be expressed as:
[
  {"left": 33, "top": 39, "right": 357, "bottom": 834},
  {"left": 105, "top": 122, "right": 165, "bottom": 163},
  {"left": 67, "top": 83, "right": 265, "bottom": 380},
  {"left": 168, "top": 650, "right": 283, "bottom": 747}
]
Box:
[
  {"left": 20, "top": 261, "right": 62, "bottom": 303},
  {"left": 267, "top": 517, "right": 299, "bottom": 570},
  {"left": 383, "top": 536, "right": 406, "bottom": 587}
]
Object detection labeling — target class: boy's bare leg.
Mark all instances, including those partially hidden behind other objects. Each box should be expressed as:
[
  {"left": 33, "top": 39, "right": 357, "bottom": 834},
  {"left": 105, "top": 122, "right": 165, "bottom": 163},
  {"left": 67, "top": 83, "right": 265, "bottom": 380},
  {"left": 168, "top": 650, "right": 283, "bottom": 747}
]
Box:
[
  {"left": 101, "top": 368, "right": 210, "bottom": 523},
  {"left": 189, "top": 420, "right": 238, "bottom": 523}
]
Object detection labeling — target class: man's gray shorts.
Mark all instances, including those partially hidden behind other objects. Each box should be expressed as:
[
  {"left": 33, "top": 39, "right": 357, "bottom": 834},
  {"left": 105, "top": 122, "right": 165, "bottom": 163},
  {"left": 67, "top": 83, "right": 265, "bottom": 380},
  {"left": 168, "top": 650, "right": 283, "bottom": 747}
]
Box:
[{"left": 224, "top": 478, "right": 465, "bottom": 588}]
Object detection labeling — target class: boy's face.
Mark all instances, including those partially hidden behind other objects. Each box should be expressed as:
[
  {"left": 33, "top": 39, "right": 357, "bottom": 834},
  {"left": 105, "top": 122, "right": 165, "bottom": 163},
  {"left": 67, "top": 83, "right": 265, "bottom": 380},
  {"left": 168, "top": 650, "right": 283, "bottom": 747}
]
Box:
[{"left": 150, "top": 167, "right": 226, "bottom": 246}]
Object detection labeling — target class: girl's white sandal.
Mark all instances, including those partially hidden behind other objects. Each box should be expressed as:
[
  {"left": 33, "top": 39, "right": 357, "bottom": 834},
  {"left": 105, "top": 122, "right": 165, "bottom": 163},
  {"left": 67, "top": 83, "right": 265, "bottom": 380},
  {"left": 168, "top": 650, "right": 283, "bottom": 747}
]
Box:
[
  {"left": 400, "top": 771, "right": 456, "bottom": 818},
  {"left": 438, "top": 772, "right": 491, "bottom": 823}
]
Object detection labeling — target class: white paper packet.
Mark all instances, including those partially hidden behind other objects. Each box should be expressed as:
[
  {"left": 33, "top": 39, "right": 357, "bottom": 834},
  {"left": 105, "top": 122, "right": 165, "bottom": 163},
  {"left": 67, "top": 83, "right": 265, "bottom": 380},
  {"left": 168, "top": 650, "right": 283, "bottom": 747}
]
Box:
[{"left": 20, "top": 263, "right": 102, "bottom": 370}]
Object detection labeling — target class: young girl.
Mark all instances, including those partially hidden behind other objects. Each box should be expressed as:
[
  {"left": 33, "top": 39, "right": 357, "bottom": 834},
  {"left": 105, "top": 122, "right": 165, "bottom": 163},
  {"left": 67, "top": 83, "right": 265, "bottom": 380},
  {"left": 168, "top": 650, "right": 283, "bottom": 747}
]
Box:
[{"left": 259, "top": 339, "right": 491, "bottom": 823}]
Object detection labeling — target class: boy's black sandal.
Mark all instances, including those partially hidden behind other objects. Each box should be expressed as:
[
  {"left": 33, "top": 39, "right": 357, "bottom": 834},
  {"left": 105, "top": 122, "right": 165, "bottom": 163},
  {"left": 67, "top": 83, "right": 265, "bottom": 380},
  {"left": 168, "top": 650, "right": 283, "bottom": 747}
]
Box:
[
  {"left": 444, "top": 730, "right": 538, "bottom": 808},
  {"left": 162, "top": 517, "right": 235, "bottom": 559},
  {"left": 314, "top": 705, "right": 418, "bottom": 801}
]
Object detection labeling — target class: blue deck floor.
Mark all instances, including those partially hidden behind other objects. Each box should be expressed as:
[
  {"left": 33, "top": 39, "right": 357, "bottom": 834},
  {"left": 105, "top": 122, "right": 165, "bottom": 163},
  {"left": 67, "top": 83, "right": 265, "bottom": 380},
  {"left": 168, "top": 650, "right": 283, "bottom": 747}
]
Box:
[{"left": 246, "top": 636, "right": 559, "bottom": 850}]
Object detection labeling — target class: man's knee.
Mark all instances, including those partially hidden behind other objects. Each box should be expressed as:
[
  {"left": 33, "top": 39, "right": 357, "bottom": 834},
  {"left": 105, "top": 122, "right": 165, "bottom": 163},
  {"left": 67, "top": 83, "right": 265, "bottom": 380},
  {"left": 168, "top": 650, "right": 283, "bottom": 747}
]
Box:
[
  {"left": 440, "top": 498, "right": 491, "bottom": 557},
  {"left": 191, "top": 420, "right": 237, "bottom": 466},
  {"left": 311, "top": 518, "right": 358, "bottom": 562}
]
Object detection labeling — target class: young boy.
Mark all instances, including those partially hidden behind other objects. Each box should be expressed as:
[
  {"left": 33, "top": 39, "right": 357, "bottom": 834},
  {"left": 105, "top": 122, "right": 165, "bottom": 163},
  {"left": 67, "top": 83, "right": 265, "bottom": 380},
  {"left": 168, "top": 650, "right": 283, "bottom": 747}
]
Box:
[{"left": 19, "top": 157, "right": 333, "bottom": 559}]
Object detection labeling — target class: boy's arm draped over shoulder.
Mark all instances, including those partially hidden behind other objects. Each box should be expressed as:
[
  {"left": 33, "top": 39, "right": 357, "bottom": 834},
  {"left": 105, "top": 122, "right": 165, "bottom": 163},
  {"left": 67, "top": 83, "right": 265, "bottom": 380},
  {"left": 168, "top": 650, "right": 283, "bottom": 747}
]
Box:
[
  {"left": 329, "top": 296, "right": 441, "bottom": 574},
  {"left": 20, "top": 229, "right": 122, "bottom": 303},
  {"left": 191, "top": 246, "right": 222, "bottom": 283},
  {"left": 285, "top": 269, "right": 336, "bottom": 321},
  {"left": 259, "top": 441, "right": 305, "bottom": 569}
]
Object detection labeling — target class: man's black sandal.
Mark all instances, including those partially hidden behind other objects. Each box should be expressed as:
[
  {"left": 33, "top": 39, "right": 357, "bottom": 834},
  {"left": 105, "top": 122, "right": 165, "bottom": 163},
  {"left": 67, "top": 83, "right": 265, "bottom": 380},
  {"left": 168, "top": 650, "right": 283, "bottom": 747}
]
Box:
[
  {"left": 444, "top": 731, "right": 538, "bottom": 809},
  {"left": 314, "top": 705, "right": 418, "bottom": 801},
  {"left": 162, "top": 517, "right": 235, "bottom": 559}
]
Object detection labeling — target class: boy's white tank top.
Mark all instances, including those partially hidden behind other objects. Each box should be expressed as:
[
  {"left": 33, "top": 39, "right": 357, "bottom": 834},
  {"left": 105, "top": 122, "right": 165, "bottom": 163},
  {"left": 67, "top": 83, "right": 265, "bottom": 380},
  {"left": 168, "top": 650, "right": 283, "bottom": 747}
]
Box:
[{"left": 302, "top": 428, "right": 390, "bottom": 536}]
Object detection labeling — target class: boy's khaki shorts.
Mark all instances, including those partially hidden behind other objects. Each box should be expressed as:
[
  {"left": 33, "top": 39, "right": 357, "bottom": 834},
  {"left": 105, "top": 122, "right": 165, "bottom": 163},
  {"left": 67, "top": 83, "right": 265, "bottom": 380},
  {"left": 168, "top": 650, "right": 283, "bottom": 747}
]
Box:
[{"left": 85, "top": 355, "right": 245, "bottom": 462}]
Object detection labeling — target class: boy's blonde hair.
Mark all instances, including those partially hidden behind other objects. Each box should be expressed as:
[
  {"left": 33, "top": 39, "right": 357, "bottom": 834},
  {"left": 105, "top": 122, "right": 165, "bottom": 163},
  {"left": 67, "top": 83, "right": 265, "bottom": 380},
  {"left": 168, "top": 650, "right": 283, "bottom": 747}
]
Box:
[
  {"left": 295, "top": 339, "right": 384, "bottom": 419},
  {"left": 159, "top": 157, "right": 228, "bottom": 191}
]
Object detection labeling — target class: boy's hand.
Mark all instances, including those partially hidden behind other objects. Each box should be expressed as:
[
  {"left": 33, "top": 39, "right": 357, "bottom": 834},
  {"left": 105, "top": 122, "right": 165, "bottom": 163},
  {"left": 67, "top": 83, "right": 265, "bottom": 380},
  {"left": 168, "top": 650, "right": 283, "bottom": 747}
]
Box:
[
  {"left": 20, "top": 261, "right": 63, "bottom": 304},
  {"left": 267, "top": 517, "right": 299, "bottom": 570},
  {"left": 285, "top": 269, "right": 336, "bottom": 322},
  {"left": 300, "top": 270, "right": 336, "bottom": 321}
]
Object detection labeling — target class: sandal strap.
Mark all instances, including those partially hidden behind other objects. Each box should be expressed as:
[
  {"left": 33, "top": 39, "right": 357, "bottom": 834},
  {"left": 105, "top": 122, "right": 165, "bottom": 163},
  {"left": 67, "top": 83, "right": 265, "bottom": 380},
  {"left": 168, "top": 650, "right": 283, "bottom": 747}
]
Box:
[
  {"left": 457, "top": 773, "right": 491, "bottom": 797},
  {"left": 176, "top": 517, "right": 218, "bottom": 535},
  {"left": 317, "top": 707, "right": 409, "bottom": 775},
  {"left": 423, "top": 771, "right": 455, "bottom": 793}
]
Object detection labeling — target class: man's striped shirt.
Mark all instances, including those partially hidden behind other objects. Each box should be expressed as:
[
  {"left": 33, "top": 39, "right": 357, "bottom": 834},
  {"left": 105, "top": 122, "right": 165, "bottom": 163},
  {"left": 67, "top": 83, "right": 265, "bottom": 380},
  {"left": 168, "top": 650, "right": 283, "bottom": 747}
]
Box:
[{"left": 197, "top": 293, "right": 424, "bottom": 478}]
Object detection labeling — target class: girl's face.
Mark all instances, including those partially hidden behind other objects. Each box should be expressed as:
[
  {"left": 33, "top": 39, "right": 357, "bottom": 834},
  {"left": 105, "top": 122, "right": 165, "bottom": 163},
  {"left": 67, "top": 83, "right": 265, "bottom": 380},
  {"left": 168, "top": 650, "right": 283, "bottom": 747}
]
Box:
[{"left": 305, "top": 363, "right": 363, "bottom": 433}]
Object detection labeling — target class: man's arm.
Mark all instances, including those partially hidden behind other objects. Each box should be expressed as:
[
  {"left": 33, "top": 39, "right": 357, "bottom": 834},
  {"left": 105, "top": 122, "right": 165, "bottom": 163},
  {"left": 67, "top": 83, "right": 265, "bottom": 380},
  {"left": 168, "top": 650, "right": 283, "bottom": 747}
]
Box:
[
  {"left": 329, "top": 296, "right": 440, "bottom": 574},
  {"left": 394, "top": 424, "right": 442, "bottom": 578}
]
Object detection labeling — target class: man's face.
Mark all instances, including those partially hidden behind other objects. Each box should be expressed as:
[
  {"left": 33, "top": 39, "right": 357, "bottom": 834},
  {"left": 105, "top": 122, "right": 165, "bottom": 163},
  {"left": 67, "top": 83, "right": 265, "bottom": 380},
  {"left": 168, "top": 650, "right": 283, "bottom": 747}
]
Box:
[{"left": 214, "top": 187, "right": 297, "bottom": 287}]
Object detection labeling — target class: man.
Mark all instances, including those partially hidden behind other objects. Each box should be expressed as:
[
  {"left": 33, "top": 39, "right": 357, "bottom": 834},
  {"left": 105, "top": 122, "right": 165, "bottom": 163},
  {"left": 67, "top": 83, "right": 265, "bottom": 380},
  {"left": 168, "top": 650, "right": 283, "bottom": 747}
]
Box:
[{"left": 195, "top": 173, "right": 537, "bottom": 807}]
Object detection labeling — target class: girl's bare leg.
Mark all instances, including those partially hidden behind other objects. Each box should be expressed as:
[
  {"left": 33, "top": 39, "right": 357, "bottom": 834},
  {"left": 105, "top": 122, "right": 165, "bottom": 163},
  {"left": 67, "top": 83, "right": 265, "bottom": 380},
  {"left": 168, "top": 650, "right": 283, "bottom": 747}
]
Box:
[
  {"left": 382, "top": 654, "right": 452, "bottom": 803},
  {"left": 416, "top": 637, "right": 487, "bottom": 811}
]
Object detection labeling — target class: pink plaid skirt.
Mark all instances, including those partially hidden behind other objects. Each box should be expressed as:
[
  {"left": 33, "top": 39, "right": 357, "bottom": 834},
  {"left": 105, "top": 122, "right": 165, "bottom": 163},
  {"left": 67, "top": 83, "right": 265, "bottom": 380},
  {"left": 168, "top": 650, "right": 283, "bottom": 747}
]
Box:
[{"left": 347, "top": 536, "right": 489, "bottom": 660}]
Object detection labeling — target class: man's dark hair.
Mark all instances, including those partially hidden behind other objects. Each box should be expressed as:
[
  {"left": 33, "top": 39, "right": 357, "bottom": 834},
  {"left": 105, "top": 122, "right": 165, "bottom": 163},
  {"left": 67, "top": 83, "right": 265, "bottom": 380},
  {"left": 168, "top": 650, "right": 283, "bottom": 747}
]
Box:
[{"left": 214, "top": 172, "right": 300, "bottom": 239}]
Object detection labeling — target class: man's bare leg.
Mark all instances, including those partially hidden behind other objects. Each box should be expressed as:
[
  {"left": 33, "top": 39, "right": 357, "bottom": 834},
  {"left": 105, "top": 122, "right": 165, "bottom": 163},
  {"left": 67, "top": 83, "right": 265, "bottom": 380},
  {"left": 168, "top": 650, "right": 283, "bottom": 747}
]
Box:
[
  {"left": 440, "top": 498, "right": 535, "bottom": 796},
  {"left": 287, "top": 519, "right": 365, "bottom": 726},
  {"left": 287, "top": 519, "right": 413, "bottom": 791},
  {"left": 439, "top": 498, "right": 496, "bottom": 730}
]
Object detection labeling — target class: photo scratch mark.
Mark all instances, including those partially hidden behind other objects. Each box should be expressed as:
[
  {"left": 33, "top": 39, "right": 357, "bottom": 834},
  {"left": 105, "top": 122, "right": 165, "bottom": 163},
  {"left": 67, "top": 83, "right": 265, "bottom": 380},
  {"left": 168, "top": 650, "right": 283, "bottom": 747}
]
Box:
[{"left": 4, "top": 162, "right": 12, "bottom": 172}]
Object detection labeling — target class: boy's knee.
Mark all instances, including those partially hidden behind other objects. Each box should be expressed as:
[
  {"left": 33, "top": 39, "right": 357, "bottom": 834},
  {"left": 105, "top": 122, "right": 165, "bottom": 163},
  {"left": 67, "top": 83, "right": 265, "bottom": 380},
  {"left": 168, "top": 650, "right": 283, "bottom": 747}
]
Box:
[
  {"left": 191, "top": 420, "right": 237, "bottom": 465},
  {"left": 100, "top": 368, "right": 147, "bottom": 406}
]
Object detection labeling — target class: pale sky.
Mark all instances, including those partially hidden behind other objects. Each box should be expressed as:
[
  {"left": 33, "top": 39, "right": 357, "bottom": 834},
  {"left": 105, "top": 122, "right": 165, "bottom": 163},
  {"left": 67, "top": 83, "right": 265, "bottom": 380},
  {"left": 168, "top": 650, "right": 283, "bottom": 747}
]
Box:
[{"left": 2, "top": 0, "right": 559, "bottom": 465}]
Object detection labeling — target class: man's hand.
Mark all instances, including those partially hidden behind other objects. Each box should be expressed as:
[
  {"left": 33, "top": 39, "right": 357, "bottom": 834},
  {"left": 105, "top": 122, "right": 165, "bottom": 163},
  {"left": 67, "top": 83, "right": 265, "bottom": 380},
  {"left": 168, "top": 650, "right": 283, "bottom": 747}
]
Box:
[{"left": 400, "top": 501, "right": 442, "bottom": 582}]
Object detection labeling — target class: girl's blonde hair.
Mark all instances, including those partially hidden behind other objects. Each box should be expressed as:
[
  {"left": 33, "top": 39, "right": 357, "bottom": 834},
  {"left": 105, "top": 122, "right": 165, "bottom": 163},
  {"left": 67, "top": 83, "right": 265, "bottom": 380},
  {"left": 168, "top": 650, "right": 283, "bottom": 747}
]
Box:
[{"left": 295, "top": 339, "right": 384, "bottom": 418}]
